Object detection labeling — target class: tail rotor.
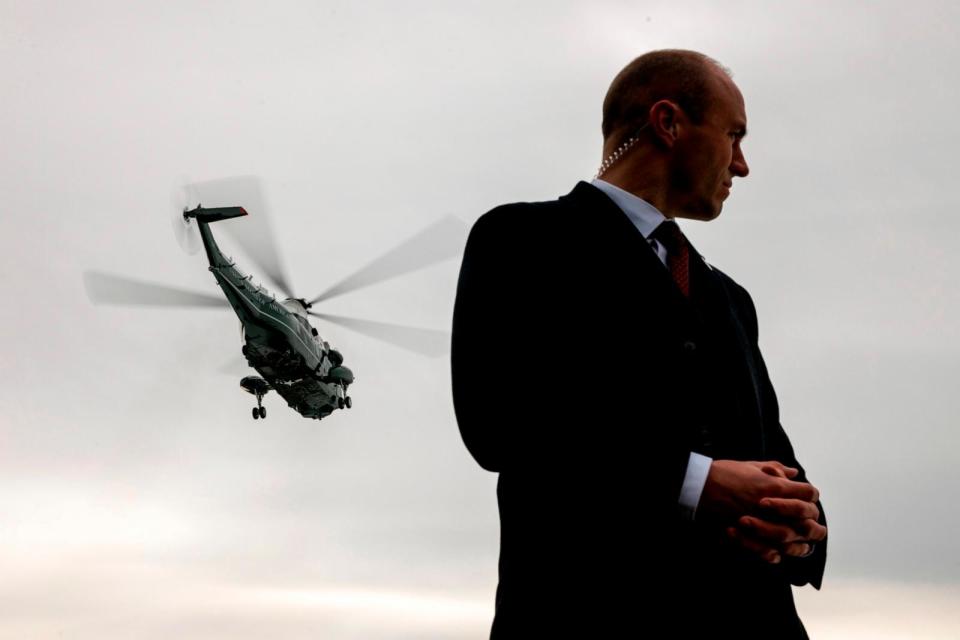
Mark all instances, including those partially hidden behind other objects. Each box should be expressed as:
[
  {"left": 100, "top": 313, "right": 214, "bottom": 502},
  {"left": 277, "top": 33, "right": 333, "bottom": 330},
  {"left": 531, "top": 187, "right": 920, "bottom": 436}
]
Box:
[{"left": 170, "top": 180, "right": 202, "bottom": 255}]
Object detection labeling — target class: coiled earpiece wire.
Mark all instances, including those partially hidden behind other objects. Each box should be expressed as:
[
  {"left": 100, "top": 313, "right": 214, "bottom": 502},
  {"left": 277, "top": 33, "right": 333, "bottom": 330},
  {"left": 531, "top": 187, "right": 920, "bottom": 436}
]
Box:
[{"left": 594, "top": 122, "right": 651, "bottom": 179}]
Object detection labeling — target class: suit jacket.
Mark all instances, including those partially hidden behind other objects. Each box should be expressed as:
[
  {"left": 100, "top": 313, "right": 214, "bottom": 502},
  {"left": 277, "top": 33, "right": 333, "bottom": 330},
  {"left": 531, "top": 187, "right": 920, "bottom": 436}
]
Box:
[{"left": 451, "top": 182, "right": 827, "bottom": 638}]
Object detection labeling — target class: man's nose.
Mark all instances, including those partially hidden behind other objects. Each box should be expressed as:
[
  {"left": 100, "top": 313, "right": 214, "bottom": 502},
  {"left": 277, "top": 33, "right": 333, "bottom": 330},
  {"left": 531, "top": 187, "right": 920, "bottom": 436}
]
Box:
[{"left": 731, "top": 147, "right": 749, "bottom": 178}]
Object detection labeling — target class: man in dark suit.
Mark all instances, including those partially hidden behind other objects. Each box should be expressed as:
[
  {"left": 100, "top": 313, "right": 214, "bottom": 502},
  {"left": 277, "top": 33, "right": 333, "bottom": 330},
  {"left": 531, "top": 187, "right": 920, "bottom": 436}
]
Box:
[{"left": 451, "top": 49, "right": 827, "bottom": 638}]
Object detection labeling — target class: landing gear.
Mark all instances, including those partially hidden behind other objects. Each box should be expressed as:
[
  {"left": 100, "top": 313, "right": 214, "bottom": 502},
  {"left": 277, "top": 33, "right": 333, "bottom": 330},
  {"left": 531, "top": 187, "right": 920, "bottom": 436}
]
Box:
[
  {"left": 241, "top": 376, "right": 272, "bottom": 420},
  {"left": 331, "top": 382, "right": 353, "bottom": 409},
  {"left": 336, "top": 382, "right": 352, "bottom": 410},
  {"left": 252, "top": 393, "right": 266, "bottom": 420}
]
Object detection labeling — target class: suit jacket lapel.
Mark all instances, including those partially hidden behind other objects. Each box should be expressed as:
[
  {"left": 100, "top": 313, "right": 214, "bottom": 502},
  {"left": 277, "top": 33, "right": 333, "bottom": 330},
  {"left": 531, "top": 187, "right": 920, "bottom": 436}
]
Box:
[
  {"left": 562, "top": 182, "right": 697, "bottom": 325},
  {"left": 688, "top": 247, "right": 768, "bottom": 457}
]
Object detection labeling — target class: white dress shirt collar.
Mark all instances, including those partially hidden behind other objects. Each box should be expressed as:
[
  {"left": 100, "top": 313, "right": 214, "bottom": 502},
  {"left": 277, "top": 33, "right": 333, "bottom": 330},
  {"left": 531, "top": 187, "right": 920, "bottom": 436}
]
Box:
[{"left": 589, "top": 178, "right": 667, "bottom": 239}]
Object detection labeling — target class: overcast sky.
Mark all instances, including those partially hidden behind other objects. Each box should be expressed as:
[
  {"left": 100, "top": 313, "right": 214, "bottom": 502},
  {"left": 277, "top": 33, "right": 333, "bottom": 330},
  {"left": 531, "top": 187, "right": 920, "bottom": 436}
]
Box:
[{"left": 2, "top": 1, "right": 959, "bottom": 638}]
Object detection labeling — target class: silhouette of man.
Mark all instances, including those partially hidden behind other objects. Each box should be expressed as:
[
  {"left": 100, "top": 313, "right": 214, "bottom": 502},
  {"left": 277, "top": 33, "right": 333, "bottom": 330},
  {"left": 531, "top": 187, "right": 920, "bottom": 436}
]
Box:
[{"left": 451, "top": 49, "right": 827, "bottom": 638}]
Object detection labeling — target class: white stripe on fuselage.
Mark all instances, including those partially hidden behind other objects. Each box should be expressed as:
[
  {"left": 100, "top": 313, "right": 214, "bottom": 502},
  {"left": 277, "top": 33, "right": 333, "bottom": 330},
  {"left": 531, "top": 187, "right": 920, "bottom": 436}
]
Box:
[{"left": 217, "top": 273, "right": 321, "bottom": 361}]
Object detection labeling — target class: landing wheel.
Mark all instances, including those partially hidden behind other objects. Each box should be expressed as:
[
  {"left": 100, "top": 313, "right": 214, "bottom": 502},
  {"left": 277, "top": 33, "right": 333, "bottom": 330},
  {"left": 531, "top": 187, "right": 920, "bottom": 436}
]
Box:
[
  {"left": 252, "top": 407, "right": 259, "bottom": 420},
  {"left": 337, "top": 397, "right": 345, "bottom": 409},
  {"left": 259, "top": 406, "right": 266, "bottom": 419},
  {"left": 345, "top": 396, "right": 352, "bottom": 409}
]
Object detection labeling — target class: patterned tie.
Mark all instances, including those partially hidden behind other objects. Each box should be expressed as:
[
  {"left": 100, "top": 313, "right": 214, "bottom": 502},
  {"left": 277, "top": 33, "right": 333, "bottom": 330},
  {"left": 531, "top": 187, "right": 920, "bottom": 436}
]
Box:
[{"left": 652, "top": 220, "right": 690, "bottom": 297}]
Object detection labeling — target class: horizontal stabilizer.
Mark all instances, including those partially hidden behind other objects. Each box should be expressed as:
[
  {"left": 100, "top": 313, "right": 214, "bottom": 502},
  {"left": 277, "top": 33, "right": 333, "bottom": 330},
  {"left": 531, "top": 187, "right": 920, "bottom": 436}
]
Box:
[{"left": 185, "top": 206, "right": 248, "bottom": 223}]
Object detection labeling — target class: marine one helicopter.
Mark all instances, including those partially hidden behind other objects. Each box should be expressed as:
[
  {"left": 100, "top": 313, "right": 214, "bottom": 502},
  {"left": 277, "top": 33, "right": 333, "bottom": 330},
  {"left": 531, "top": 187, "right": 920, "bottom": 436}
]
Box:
[{"left": 83, "top": 177, "right": 463, "bottom": 421}]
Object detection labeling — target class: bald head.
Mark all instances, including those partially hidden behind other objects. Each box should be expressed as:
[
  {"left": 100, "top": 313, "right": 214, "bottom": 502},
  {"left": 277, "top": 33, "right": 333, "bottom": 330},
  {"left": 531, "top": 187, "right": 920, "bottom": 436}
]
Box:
[{"left": 601, "top": 49, "right": 731, "bottom": 151}]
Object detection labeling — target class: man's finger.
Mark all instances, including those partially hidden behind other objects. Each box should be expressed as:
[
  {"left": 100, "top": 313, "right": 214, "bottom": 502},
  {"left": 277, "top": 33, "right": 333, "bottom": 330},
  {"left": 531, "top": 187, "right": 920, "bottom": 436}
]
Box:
[
  {"left": 757, "top": 497, "right": 820, "bottom": 522},
  {"left": 759, "top": 462, "right": 798, "bottom": 478},
  {"left": 782, "top": 541, "right": 814, "bottom": 558},
  {"left": 773, "top": 479, "right": 820, "bottom": 503},
  {"left": 727, "top": 526, "right": 781, "bottom": 564},
  {"left": 738, "top": 516, "right": 807, "bottom": 545},
  {"left": 796, "top": 519, "right": 828, "bottom": 543},
  {"left": 747, "top": 460, "right": 798, "bottom": 478}
]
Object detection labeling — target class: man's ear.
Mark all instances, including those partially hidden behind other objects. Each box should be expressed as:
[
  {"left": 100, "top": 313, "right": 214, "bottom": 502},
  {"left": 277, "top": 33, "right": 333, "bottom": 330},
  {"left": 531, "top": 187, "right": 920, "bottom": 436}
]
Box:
[{"left": 649, "top": 99, "right": 681, "bottom": 149}]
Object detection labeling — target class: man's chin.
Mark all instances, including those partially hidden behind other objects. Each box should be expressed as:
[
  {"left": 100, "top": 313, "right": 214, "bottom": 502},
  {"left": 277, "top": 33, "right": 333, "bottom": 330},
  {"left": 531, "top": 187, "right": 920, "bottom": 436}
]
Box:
[
  {"left": 671, "top": 195, "right": 725, "bottom": 221},
  {"left": 703, "top": 198, "right": 724, "bottom": 220},
  {"left": 678, "top": 204, "right": 722, "bottom": 222}
]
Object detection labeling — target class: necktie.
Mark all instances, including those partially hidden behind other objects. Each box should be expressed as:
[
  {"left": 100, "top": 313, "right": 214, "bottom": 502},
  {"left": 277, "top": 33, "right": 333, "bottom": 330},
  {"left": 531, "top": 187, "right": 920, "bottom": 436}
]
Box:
[{"left": 652, "top": 220, "right": 690, "bottom": 297}]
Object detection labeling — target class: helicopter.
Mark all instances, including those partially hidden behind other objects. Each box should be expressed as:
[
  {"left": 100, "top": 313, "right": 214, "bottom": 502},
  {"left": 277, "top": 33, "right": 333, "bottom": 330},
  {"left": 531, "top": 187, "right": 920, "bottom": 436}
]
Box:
[{"left": 83, "top": 176, "right": 464, "bottom": 421}]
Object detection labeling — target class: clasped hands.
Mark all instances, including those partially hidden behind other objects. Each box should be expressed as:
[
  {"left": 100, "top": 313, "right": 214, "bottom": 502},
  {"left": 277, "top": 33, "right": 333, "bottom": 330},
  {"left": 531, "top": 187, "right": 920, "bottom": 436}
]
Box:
[{"left": 699, "top": 460, "right": 827, "bottom": 565}]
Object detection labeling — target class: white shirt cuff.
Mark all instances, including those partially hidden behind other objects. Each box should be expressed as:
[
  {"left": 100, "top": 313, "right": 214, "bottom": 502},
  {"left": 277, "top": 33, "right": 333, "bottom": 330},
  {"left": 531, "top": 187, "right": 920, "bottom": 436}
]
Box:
[{"left": 678, "top": 452, "right": 713, "bottom": 521}]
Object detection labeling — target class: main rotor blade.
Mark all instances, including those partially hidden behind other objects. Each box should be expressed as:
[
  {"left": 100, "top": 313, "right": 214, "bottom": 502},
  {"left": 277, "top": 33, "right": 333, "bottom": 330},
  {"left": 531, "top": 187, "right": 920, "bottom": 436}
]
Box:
[
  {"left": 83, "top": 271, "right": 229, "bottom": 308},
  {"left": 308, "top": 215, "right": 468, "bottom": 305},
  {"left": 309, "top": 312, "right": 450, "bottom": 357},
  {"left": 189, "top": 176, "right": 295, "bottom": 298}
]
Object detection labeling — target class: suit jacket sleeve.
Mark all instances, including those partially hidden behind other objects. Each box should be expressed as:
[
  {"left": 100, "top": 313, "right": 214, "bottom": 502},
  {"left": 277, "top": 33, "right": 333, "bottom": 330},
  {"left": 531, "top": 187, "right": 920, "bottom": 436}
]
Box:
[
  {"left": 733, "top": 280, "right": 828, "bottom": 590},
  {"left": 451, "top": 208, "right": 539, "bottom": 472}
]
